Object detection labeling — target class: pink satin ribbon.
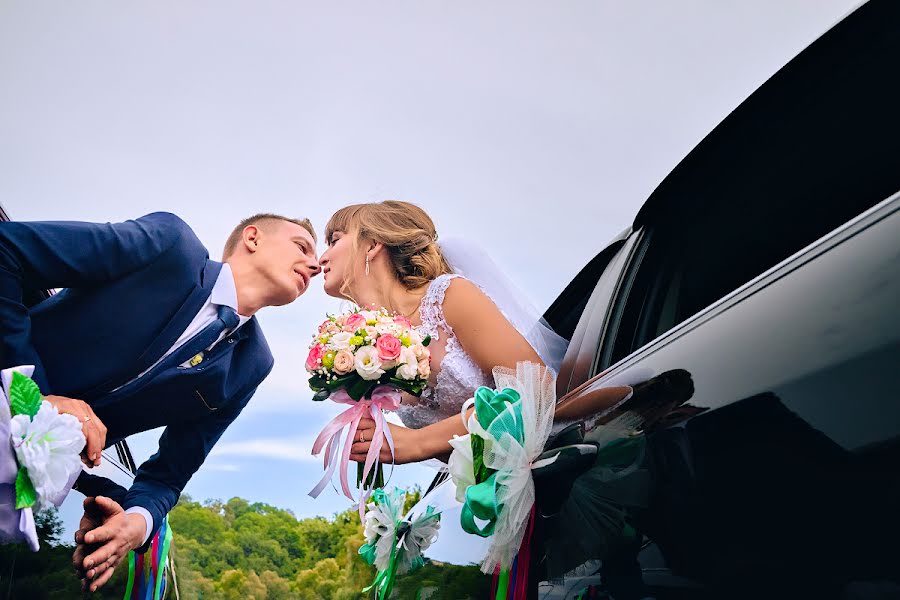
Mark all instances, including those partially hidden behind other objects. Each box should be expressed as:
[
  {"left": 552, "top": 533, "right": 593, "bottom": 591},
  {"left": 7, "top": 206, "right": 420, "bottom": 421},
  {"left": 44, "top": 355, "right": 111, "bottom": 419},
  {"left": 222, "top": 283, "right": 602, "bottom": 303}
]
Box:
[{"left": 307, "top": 386, "right": 400, "bottom": 515}]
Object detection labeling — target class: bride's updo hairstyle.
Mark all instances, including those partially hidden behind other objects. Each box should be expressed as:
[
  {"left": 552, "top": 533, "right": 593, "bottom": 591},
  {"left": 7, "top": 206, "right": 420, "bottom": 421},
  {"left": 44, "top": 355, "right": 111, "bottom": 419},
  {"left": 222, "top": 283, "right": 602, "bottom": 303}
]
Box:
[{"left": 325, "top": 200, "right": 452, "bottom": 293}]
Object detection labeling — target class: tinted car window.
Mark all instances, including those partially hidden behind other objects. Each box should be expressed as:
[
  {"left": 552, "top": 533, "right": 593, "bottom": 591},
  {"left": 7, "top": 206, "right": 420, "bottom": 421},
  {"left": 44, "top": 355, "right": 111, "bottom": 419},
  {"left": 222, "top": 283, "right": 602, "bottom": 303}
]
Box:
[{"left": 603, "top": 188, "right": 892, "bottom": 369}]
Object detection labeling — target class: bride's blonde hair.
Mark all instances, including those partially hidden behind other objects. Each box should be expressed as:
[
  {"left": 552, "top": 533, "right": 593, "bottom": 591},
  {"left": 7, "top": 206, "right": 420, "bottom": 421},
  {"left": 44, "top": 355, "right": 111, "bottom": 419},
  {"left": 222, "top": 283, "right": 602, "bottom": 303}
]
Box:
[{"left": 325, "top": 200, "right": 452, "bottom": 295}]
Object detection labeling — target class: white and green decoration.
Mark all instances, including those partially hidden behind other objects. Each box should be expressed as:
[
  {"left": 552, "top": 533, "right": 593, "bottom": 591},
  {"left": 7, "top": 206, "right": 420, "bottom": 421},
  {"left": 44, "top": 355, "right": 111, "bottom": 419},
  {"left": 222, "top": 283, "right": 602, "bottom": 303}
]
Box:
[
  {"left": 358, "top": 487, "right": 441, "bottom": 599},
  {"left": 0, "top": 366, "right": 85, "bottom": 551}
]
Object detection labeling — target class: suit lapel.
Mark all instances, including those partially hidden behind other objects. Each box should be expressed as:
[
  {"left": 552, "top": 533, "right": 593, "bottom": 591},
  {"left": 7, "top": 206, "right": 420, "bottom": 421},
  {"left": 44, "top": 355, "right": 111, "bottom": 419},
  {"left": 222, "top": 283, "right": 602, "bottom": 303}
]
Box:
[{"left": 85, "top": 260, "right": 224, "bottom": 397}]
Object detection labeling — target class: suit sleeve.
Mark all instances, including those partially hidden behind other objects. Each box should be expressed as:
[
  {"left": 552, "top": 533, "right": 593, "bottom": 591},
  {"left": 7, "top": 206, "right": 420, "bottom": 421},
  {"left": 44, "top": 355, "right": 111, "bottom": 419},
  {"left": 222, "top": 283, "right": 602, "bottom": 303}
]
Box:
[
  {"left": 121, "top": 383, "right": 261, "bottom": 550},
  {"left": 0, "top": 212, "right": 188, "bottom": 391}
]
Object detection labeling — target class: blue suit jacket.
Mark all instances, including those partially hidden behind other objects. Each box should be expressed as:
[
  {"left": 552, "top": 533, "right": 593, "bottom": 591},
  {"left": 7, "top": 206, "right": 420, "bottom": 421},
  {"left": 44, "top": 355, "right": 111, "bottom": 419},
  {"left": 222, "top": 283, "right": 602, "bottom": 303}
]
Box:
[{"left": 0, "top": 212, "right": 274, "bottom": 540}]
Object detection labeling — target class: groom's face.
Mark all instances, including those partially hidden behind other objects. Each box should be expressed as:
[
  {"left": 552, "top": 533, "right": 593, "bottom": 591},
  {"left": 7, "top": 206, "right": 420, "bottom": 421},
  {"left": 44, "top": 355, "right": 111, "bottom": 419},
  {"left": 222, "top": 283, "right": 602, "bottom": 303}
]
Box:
[{"left": 256, "top": 221, "right": 320, "bottom": 305}]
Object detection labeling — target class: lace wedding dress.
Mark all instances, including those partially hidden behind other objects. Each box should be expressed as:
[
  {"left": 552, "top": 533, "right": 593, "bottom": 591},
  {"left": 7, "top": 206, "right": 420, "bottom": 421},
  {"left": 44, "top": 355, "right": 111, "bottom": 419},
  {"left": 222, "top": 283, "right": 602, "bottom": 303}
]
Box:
[{"left": 396, "top": 274, "right": 490, "bottom": 429}]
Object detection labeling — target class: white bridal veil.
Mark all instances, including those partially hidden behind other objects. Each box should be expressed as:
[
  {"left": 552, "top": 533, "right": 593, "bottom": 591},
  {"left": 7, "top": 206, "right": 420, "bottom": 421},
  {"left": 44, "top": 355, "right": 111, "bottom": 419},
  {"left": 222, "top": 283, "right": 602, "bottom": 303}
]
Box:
[{"left": 437, "top": 238, "right": 568, "bottom": 372}]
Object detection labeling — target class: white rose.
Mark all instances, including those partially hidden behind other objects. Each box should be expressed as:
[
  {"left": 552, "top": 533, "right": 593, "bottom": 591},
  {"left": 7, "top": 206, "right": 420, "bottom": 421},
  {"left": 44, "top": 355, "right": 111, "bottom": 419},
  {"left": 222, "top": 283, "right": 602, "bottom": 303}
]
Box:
[
  {"left": 407, "top": 330, "right": 423, "bottom": 346},
  {"left": 330, "top": 332, "right": 352, "bottom": 350},
  {"left": 10, "top": 402, "right": 85, "bottom": 509},
  {"left": 395, "top": 347, "right": 419, "bottom": 380},
  {"left": 355, "top": 346, "right": 385, "bottom": 381},
  {"left": 413, "top": 343, "right": 428, "bottom": 360}
]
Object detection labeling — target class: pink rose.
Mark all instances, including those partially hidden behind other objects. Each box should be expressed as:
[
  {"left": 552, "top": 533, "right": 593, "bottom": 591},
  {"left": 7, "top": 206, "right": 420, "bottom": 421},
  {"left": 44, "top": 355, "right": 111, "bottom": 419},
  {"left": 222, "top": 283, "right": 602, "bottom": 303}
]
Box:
[
  {"left": 306, "top": 344, "right": 326, "bottom": 371},
  {"left": 345, "top": 313, "right": 367, "bottom": 331},
  {"left": 375, "top": 334, "right": 402, "bottom": 362},
  {"left": 333, "top": 350, "right": 354, "bottom": 375},
  {"left": 393, "top": 315, "right": 412, "bottom": 329}
]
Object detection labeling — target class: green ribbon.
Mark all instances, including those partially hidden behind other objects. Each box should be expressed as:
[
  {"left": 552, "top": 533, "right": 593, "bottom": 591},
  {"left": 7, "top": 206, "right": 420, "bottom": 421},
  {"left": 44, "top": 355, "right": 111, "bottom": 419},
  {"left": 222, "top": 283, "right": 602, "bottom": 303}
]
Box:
[
  {"left": 459, "top": 386, "right": 525, "bottom": 538},
  {"left": 460, "top": 472, "right": 499, "bottom": 537},
  {"left": 153, "top": 523, "right": 173, "bottom": 599},
  {"left": 8, "top": 372, "right": 44, "bottom": 510},
  {"left": 122, "top": 553, "right": 135, "bottom": 600},
  {"left": 494, "top": 568, "right": 510, "bottom": 600}
]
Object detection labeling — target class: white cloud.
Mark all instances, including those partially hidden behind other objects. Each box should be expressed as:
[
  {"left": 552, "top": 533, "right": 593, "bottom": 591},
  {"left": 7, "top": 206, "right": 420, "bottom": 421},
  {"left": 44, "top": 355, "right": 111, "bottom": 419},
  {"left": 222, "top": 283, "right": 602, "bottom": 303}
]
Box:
[
  {"left": 204, "top": 462, "right": 241, "bottom": 472},
  {"left": 209, "top": 436, "right": 321, "bottom": 463}
]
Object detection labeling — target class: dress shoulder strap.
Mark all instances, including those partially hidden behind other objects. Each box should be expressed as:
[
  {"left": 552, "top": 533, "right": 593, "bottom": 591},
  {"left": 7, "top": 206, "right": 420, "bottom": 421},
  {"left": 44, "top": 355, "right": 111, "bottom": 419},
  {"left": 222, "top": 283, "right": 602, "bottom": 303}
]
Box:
[{"left": 418, "top": 273, "right": 461, "bottom": 337}]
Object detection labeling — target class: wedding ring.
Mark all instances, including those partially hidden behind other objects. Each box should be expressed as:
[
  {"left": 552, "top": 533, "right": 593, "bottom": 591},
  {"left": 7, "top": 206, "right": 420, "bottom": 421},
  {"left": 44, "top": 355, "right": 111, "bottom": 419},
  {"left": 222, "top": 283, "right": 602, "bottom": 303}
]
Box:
[
  {"left": 82, "top": 415, "right": 91, "bottom": 423},
  {"left": 359, "top": 431, "right": 365, "bottom": 443}
]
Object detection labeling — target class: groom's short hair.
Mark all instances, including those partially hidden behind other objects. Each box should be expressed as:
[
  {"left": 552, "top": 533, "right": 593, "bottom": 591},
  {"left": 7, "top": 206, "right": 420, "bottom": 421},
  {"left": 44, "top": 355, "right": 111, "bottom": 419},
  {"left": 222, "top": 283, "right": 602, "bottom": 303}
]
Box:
[{"left": 223, "top": 213, "right": 317, "bottom": 258}]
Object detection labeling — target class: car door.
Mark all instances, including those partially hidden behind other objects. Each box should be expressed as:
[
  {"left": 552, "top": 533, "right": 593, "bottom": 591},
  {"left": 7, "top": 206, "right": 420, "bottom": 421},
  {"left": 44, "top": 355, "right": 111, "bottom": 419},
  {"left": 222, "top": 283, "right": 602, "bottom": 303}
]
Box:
[
  {"left": 544, "top": 0, "right": 900, "bottom": 594},
  {"left": 581, "top": 191, "right": 900, "bottom": 594}
]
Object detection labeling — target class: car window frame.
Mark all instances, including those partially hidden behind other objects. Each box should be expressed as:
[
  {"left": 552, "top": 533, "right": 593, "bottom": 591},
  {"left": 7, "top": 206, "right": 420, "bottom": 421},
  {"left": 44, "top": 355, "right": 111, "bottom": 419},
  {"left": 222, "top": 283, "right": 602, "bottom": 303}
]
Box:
[
  {"left": 591, "top": 189, "right": 900, "bottom": 382},
  {"left": 558, "top": 232, "right": 643, "bottom": 395}
]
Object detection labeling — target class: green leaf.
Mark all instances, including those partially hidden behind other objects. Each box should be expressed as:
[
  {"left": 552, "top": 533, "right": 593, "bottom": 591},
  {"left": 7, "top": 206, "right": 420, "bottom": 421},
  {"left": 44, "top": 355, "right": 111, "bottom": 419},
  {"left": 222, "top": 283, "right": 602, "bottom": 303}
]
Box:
[
  {"left": 421, "top": 335, "right": 432, "bottom": 347},
  {"left": 312, "top": 389, "right": 331, "bottom": 402},
  {"left": 386, "top": 377, "right": 424, "bottom": 397},
  {"left": 325, "top": 373, "right": 357, "bottom": 391},
  {"left": 9, "top": 371, "right": 42, "bottom": 418},
  {"left": 347, "top": 378, "right": 375, "bottom": 401},
  {"left": 15, "top": 466, "right": 37, "bottom": 509},
  {"left": 308, "top": 375, "right": 328, "bottom": 391}
]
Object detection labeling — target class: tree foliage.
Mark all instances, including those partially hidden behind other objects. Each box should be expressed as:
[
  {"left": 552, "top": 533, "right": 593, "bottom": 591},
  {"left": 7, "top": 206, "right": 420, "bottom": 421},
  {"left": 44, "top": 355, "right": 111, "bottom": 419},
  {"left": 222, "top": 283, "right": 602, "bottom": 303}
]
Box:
[{"left": 1, "top": 494, "right": 491, "bottom": 599}]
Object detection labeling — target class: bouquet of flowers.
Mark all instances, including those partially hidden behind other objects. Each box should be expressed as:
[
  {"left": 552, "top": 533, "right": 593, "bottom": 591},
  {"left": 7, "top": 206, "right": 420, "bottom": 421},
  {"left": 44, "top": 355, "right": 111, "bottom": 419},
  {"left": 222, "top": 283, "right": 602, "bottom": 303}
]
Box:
[
  {"left": 306, "top": 308, "right": 431, "bottom": 402},
  {"left": 0, "top": 366, "right": 85, "bottom": 551},
  {"left": 306, "top": 308, "right": 431, "bottom": 514}
]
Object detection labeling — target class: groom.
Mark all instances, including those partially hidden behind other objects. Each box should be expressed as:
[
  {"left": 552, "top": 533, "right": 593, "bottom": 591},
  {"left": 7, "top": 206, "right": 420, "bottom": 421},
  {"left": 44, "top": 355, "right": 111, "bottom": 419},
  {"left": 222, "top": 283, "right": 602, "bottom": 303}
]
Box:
[{"left": 0, "top": 211, "right": 320, "bottom": 591}]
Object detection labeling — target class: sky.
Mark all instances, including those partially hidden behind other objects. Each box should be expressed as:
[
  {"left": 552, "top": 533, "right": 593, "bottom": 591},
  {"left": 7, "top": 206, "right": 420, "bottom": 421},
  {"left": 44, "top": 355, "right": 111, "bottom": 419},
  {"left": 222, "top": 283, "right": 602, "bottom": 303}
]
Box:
[{"left": 0, "top": 0, "right": 861, "bottom": 530}]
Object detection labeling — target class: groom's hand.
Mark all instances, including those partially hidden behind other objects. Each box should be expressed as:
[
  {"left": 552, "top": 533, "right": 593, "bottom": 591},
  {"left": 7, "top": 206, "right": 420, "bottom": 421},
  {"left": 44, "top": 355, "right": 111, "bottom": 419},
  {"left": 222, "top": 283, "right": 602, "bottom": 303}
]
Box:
[
  {"left": 44, "top": 395, "right": 107, "bottom": 467},
  {"left": 79, "top": 496, "right": 147, "bottom": 593},
  {"left": 73, "top": 496, "right": 105, "bottom": 581}
]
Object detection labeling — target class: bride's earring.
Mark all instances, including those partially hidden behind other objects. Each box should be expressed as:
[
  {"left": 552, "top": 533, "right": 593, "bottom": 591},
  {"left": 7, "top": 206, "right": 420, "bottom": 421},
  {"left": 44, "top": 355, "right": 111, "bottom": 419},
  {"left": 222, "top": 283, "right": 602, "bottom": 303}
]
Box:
[{"left": 365, "top": 255, "right": 370, "bottom": 276}]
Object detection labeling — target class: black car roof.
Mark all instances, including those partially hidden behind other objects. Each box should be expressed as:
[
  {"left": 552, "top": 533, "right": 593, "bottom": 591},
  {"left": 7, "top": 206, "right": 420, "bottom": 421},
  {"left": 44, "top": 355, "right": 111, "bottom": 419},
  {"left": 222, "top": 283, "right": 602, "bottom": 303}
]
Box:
[{"left": 634, "top": 0, "right": 900, "bottom": 228}]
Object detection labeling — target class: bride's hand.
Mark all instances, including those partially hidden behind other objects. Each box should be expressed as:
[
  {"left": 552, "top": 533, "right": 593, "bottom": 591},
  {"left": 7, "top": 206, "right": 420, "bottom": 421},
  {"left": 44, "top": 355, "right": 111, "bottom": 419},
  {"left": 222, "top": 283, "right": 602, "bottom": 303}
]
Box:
[{"left": 350, "top": 418, "right": 423, "bottom": 465}]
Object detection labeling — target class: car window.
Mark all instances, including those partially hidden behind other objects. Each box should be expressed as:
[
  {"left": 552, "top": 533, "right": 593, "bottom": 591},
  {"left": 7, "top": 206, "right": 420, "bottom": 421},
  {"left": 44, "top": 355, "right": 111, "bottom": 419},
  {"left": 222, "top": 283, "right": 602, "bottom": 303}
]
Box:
[
  {"left": 555, "top": 237, "right": 639, "bottom": 395},
  {"left": 599, "top": 187, "right": 896, "bottom": 372},
  {"left": 544, "top": 238, "right": 627, "bottom": 341}
]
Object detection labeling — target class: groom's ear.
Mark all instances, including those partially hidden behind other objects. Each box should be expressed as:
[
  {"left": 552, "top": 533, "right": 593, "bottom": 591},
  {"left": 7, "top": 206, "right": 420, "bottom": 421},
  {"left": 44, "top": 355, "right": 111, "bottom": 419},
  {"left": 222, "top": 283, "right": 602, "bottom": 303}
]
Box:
[{"left": 242, "top": 225, "right": 261, "bottom": 253}]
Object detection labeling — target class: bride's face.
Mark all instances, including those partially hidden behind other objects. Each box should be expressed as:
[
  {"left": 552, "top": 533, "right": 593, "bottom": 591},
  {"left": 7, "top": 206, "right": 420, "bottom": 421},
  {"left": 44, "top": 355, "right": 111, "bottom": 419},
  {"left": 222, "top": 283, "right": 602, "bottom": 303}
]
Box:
[{"left": 318, "top": 229, "right": 361, "bottom": 298}]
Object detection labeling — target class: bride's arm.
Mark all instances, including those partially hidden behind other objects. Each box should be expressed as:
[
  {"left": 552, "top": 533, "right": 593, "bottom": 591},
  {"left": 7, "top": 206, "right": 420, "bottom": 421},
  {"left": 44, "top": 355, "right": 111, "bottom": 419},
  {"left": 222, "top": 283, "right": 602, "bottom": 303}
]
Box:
[
  {"left": 441, "top": 277, "right": 542, "bottom": 371},
  {"left": 350, "top": 278, "right": 545, "bottom": 464}
]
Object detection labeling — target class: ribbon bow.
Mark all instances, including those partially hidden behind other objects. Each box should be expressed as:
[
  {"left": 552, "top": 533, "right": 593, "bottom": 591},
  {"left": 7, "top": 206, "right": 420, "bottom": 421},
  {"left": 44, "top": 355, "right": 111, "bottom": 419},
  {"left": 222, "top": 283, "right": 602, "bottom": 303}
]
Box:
[
  {"left": 308, "top": 385, "right": 400, "bottom": 517},
  {"left": 447, "top": 362, "right": 556, "bottom": 574},
  {"left": 359, "top": 487, "right": 441, "bottom": 600}
]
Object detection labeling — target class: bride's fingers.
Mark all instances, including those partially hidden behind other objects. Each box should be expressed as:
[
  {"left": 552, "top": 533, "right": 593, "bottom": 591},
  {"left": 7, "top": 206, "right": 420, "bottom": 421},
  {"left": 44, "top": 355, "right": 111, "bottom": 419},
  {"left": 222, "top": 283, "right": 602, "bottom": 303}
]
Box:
[
  {"left": 350, "top": 450, "right": 397, "bottom": 463},
  {"left": 356, "top": 417, "right": 376, "bottom": 430}
]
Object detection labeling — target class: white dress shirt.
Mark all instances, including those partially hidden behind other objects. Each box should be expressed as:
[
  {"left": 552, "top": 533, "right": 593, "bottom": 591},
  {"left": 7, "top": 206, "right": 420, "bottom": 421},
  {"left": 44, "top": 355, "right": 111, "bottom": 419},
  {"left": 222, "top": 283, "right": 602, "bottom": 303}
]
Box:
[{"left": 124, "top": 263, "right": 249, "bottom": 544}]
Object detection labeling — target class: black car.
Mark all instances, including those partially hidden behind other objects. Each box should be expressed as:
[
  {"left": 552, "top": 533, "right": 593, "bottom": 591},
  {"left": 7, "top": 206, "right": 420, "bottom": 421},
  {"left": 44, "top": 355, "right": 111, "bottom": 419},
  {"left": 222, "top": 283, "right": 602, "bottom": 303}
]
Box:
[{"left": 412, "top": 1, "right": 899, "bottom": 598}]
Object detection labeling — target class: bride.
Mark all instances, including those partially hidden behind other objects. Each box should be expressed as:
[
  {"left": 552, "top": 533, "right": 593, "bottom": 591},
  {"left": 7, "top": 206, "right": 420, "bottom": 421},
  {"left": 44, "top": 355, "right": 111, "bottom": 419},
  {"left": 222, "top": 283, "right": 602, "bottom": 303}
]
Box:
[{"left": 317, "top": 200, "right": 629, "bottom": 464}]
